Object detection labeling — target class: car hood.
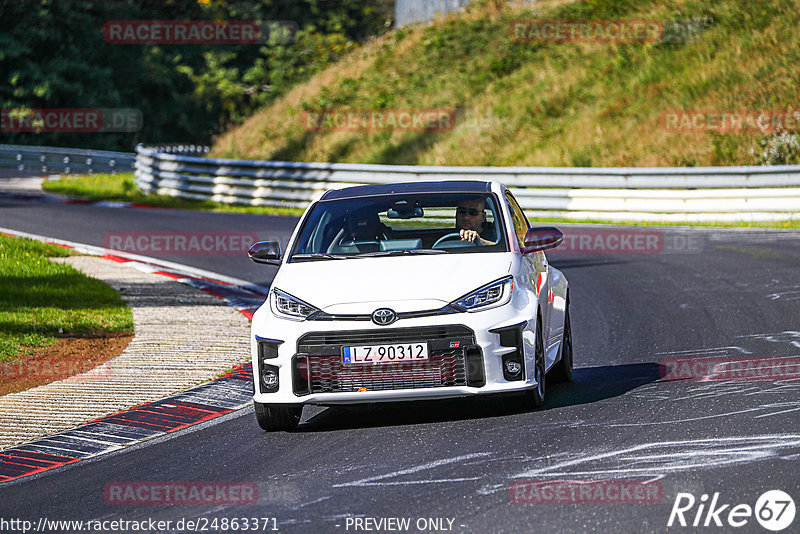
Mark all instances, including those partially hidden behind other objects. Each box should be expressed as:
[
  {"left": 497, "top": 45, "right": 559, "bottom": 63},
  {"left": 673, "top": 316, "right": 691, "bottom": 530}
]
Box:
[{"left": 274, "top": 253, "right": 513, "bottom": 313}]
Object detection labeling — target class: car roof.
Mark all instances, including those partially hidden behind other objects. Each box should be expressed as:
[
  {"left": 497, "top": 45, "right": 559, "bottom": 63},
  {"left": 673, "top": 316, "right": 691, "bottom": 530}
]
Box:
[{"left": 319, "top": 180, "right": 493, "bottom": 201}]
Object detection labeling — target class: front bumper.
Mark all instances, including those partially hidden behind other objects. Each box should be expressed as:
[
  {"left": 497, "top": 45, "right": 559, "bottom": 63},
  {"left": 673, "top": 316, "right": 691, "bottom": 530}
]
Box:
[{"left": 251, "top": 302, "right": 537, "bottom": 405}]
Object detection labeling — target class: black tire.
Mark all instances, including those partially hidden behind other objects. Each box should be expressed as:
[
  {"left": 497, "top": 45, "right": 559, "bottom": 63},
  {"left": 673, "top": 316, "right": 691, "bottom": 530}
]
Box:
[
  {"left": 527, "top": 323, "right": 546, "bottom": 408},
  {"left": 550, "top": 304, "right": 573, "bottom": 382},
  {"left": 254, "top": 401, "right": 302, "bottom": 431}
]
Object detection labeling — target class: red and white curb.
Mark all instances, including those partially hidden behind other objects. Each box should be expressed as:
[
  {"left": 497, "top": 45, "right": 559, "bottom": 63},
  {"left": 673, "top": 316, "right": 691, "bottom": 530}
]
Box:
[
  {"left": 0, "top": 366, "right": 254, "bottom": 484},
  {"left": 0, "top": 228, "right": 267, "bottom": 484}
]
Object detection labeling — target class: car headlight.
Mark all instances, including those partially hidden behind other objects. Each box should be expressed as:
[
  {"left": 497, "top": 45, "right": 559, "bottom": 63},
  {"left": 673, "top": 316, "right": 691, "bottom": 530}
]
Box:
[
  {"left": 270, "top": 288, "right": 320, "bottom": 320},
  {"left": 451, "top": 276, "right": 514, "bottom": 312}
]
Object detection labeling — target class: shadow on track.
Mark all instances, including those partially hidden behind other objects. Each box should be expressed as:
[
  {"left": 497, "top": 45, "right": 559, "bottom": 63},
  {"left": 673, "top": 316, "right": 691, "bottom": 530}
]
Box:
[
  {"left": 292, "top": 362, "right": 661, "bottom": 432},
  {"left": 548, "top": 257, "right": 634, "bottom": 269}
]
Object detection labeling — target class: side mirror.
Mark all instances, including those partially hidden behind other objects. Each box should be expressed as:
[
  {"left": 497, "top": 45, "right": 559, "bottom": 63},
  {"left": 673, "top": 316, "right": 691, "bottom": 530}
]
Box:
[
  {"left": 248, "top": 241, "right": 282, "bottom": 265},
  {"left": 522, "top": 227, "right": 563, "bottom": 254}
]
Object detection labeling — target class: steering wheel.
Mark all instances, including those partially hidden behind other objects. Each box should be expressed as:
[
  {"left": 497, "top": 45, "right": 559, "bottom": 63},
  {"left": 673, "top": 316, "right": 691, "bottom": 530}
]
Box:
[{"left": 433, "top": 232, "right": 468, "bottom": 248}]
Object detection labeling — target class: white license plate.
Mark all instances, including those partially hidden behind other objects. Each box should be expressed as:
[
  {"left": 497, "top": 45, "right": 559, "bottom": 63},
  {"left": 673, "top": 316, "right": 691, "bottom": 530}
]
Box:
[{"left": 342, "top": 342, "right": 429, "bottom": 364}]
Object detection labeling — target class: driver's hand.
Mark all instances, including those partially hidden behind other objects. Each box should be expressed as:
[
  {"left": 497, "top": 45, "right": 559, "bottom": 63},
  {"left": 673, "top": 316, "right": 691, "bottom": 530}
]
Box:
[{"left": 460, "top": 229, "right": 479, "bottom": 243}]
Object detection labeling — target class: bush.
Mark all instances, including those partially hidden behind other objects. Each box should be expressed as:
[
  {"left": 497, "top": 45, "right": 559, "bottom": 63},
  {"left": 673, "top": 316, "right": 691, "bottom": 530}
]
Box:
[{"left": 751, "top": 131, "right": 800, "bottom": 165}]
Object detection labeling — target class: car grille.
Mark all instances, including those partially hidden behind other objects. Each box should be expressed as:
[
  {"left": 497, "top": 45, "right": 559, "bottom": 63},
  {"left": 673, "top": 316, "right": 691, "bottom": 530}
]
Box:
[{"left": 294, "top": 325, "right": 477, "bottom": 394}]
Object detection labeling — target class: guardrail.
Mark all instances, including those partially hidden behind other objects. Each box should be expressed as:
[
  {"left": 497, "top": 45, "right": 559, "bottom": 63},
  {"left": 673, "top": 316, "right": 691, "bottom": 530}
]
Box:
[
  {"left": 135, "top": 145, "right": 800, "bottom": 222},
  {"left": 0, "top": 144, "right": 135, "bottom": 175}
]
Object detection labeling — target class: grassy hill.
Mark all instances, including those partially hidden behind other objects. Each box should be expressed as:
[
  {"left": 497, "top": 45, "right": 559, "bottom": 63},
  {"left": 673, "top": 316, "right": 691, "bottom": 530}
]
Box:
[{"left": 211, "top": 0, "right": 799, "bottom": 167}]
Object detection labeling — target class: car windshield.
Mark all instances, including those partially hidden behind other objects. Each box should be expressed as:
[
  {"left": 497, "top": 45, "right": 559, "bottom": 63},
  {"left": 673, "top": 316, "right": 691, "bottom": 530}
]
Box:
[{"left": 289, "top": 192, "right": 508, "bottom": 260}]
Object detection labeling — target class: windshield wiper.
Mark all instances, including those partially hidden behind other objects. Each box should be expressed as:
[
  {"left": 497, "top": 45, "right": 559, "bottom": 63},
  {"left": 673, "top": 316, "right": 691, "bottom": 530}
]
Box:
[
  {"left": 293, "top": 249, "right": 447, "bottom": 261},
  {"left": 291, "top": 253, "right": 353, "bottom": 261},
  {"left": 353, "top": 249, "right": 448, "bottom": 257}
]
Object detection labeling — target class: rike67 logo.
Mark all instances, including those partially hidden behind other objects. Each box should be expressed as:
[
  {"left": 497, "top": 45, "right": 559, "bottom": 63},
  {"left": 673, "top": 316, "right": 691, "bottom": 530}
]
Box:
[{"left": 668, "top": 490, "right": 795, "bottom": 531}]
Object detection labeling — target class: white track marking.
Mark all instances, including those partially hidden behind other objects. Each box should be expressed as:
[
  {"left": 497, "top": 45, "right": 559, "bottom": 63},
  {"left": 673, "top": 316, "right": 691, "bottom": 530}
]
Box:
[
  {"left": 657, "top": 346, "right": 752, "bottom": 356},
  {"left": 515, "top": 435, "right": 800, "bottom": 479},
  {"left": 334, "top": 452, "right": 491, "bottom": 488}
]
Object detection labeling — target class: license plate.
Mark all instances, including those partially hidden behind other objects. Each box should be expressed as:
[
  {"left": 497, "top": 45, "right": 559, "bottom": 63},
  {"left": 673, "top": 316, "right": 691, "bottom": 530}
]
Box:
[{"left": 342, "top": 342, "right": 429, "bottom": 364}]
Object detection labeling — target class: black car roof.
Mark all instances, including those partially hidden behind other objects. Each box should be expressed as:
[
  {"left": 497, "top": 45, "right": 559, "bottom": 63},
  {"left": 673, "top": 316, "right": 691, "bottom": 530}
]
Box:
[{"left": 319, "top": 180, "right": 492, "bottom": 201}]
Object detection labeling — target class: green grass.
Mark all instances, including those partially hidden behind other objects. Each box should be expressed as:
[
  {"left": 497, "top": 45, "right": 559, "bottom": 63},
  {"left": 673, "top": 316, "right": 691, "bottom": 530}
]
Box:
[
  {"left": 0, "top": 236, "right": 133, "bottom": 361},
  {"left": 41, "top": 173, "right": 305, "bottom": 217},
  {"left": 213, "top": 0, "right": 800, "bottom": 168}
]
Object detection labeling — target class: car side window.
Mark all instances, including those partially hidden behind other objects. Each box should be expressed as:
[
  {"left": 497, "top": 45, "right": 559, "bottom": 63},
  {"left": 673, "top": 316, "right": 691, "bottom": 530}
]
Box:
[{"left": 505, "top": 192, "right": 530, "bottom": 248}]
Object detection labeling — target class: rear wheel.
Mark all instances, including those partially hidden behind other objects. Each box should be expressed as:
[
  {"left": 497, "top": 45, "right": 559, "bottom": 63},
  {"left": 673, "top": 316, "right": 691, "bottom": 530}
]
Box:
[
  {"left": 254, "top": 401, "right": 302, "bottom": 431},
  {"left": 550, "top": 304, "right": 573, "bottom": 382},
  {"left": 527, "top": 324, "right": 546, "bottom": 408}
]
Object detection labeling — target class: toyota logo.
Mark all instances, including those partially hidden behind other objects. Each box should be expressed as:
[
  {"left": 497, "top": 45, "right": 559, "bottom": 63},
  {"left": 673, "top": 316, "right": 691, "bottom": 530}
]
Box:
[{"left": 372, "top": 308, "right": 397, "bottom": 326}]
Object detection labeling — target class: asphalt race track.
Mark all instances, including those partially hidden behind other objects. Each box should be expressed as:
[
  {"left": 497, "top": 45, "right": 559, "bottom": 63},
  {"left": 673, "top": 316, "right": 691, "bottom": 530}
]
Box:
[{"left": 2, "top": 197, "right": 800, "bottom": 533}]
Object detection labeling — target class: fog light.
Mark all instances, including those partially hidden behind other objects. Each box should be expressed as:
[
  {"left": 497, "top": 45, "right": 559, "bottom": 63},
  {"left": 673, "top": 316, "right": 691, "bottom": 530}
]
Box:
[
  {"left": 493, "top": 324, "right": 525, "bottom": 382},
  {"left": 504, "top": 359, "right": 522, "bottom": 376},
  {"left": 261, "top": 365, "right": 279, "bottom": 392}
]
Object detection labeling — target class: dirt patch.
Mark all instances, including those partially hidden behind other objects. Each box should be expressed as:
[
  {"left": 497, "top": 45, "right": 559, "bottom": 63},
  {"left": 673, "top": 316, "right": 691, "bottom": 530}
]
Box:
[{"left": 0, "top": 332, "right": 133, "bottom": 396}]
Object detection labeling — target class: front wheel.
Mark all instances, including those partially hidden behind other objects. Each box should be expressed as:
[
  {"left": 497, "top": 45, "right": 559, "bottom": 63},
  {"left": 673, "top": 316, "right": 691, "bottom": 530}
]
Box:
[
  {"left": 550, "top": 304, "right": 573, "bottom": 382},
  {"left": 254, "top": 401, "right": 302, "bottom": 431},
  {"left": 527, "top": 326, "right": 546, "bottom": 408}
]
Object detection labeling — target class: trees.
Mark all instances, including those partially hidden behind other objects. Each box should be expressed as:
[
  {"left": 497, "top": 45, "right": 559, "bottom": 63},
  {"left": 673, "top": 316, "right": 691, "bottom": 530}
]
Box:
[{"left": 0, "top": 0, "right": 391, "bottom": 150}]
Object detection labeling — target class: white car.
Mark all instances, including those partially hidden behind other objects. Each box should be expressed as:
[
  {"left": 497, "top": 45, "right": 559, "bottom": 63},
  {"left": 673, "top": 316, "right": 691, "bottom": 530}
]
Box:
[{"left": 248, "top": 180, "right": 572, "bottom": 430}]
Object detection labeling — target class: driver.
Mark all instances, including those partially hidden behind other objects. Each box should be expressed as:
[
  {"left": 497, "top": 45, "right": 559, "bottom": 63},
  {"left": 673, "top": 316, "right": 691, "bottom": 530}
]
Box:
[{"left": 456, "top": 198, "right": 496, "bottom": 245}]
